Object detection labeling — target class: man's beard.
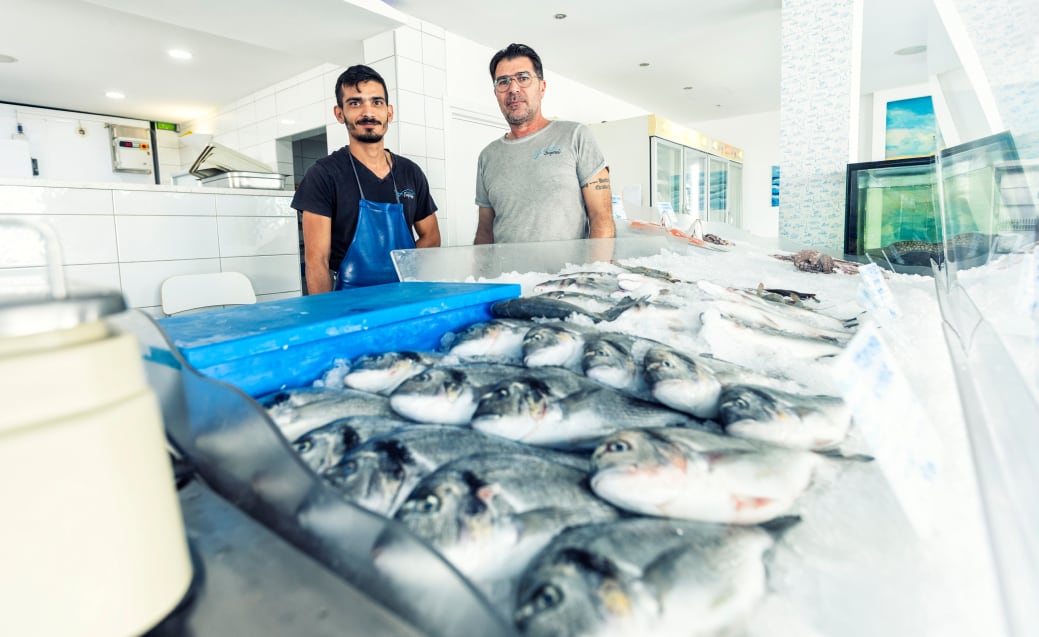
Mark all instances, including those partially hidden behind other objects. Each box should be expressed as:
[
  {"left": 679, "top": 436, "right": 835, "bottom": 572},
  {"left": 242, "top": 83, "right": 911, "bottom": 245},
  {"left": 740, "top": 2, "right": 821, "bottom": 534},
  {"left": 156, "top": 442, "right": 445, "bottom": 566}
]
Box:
[
  {"left": 503, "top": 99, "right": 534, "bottom": 126},
  {"left": 348, "top": 120, "right": 384, "bottom": 143}
]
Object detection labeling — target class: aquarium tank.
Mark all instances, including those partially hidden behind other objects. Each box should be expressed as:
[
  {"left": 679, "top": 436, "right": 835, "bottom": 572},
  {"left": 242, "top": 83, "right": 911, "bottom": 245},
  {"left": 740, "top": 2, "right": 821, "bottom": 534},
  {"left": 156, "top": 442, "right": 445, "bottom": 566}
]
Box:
[{"left": 844, "top": 131, "right": 1033, "bottom": 273}]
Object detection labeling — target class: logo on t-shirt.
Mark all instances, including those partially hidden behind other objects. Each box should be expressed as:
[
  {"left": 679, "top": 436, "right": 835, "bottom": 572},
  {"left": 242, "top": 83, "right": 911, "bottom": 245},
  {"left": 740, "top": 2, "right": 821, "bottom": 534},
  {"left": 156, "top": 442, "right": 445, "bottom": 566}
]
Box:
[
  {"left": 533, "top": 145, "right": 562, "bottom": 160},
  {"left": 397, "top": 187, "right": 416, "bottom": 200}
]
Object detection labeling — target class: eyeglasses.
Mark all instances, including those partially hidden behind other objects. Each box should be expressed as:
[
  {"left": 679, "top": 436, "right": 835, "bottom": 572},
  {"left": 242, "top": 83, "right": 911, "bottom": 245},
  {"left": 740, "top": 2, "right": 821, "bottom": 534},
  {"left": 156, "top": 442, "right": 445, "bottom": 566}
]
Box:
[{"left": 493, "top": 72, "right": 538, "bottom": 92}]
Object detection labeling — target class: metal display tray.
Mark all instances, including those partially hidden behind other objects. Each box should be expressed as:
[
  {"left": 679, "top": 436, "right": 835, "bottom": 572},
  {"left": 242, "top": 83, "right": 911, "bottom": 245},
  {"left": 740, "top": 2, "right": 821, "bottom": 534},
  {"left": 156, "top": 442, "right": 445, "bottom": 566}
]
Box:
[{"left": 199, "top": 171, "right": 285, "bottom": 190}]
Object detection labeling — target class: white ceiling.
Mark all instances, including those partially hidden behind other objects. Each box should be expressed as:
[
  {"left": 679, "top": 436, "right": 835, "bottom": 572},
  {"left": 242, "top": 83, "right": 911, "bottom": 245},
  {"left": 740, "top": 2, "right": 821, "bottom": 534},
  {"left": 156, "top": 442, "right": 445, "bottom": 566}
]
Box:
[{"left": 0, "top": 0, "right": 939, "bottom": 128}]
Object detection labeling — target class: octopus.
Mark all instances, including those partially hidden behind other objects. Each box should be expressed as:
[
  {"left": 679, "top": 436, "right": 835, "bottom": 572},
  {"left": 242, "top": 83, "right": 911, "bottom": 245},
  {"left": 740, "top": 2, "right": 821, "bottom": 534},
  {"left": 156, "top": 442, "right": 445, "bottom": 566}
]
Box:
[{"left": 771, "top": 249, "right": 861, "bottom": 275}]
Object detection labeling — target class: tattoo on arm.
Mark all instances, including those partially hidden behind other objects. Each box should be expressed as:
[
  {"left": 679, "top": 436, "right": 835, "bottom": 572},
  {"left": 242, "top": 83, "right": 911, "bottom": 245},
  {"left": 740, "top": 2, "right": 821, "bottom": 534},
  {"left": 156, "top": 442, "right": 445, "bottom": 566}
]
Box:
[{"left": 590, "top": 176, "right": 611, "bottom": 191}]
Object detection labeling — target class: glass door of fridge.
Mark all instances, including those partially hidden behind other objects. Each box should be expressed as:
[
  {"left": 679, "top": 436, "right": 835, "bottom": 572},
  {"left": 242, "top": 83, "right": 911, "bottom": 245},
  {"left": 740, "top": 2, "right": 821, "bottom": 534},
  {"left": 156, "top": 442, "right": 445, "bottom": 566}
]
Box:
[
  {"left": 683, "top": 147, "right": 709, "bottom": 219},
  {"left": 651, "top": 137, "right": 683, "bottom": 214},
  {"left": 707, "top": 156, "right": 729, "bottom": 222}
]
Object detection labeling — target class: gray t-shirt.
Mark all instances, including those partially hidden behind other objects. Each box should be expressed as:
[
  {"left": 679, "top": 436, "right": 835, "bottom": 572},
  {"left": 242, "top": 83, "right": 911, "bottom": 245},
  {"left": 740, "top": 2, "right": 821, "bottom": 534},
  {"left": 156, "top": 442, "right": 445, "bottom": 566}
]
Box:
[{"left": 475, "top": 120, "right": 607, "bottom": 243}]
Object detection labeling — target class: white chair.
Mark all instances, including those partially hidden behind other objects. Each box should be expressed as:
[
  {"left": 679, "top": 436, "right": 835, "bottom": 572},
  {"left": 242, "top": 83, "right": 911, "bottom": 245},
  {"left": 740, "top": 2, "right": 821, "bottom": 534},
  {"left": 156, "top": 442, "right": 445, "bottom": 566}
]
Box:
[{"left": 160, "top": 271, "right": 257, "bottom": 316}]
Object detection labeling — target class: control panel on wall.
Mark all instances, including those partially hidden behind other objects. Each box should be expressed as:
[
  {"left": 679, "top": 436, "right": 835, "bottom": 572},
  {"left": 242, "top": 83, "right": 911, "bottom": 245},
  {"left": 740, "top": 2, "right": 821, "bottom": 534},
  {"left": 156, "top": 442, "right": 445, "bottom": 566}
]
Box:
[{"left": 108, "top": 124, "right": 152, "bottom": 174}]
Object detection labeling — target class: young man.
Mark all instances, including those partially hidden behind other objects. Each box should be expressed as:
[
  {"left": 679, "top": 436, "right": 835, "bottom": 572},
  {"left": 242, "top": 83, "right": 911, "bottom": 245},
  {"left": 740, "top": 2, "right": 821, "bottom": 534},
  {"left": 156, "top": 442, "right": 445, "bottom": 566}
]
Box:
[
  {"left": 292, "top": 65, "right": 440, "bottom": 293},
  {"left": 473, "top": 43, "right": 615, "bottom": 244}
]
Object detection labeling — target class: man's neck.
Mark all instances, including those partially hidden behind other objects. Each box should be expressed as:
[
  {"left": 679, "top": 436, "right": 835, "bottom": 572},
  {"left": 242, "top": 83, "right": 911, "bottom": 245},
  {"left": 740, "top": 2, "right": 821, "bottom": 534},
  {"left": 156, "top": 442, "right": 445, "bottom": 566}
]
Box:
[
  {"left": 348, "top": 142, "right": 390, "bottom": 176},
  {"left": 507, "top": 116, "right": 551, "bottom": 140}
]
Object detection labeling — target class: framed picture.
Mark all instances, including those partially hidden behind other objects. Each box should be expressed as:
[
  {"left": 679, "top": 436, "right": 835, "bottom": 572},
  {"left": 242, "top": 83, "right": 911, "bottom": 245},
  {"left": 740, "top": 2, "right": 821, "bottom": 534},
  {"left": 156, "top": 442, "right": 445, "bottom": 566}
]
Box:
[{"left": 871, "top": 82, "right": 957, "bottom": 161}]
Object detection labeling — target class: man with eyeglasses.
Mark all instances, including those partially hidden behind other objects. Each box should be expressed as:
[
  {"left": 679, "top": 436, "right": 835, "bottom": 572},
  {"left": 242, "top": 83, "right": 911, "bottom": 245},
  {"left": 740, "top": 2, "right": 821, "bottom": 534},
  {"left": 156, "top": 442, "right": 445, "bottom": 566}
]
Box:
[{"left": 473, "top": 43, "right": 615, "bottom": 245}]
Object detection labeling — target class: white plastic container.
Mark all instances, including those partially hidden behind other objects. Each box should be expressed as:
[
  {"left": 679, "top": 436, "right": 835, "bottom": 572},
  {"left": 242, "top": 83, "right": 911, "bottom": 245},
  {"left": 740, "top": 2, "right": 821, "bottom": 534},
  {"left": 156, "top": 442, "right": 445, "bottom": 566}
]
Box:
[{"left": 0, "top": 221, "right": 192, "bottom": 636}]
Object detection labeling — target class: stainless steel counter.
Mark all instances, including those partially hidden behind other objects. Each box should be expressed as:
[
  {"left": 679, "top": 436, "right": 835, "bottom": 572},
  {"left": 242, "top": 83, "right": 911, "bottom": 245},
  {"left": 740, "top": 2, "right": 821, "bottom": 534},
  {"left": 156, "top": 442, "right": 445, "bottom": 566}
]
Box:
[{"left": 148, "top": 479, "right": 424, "bottom": 637}]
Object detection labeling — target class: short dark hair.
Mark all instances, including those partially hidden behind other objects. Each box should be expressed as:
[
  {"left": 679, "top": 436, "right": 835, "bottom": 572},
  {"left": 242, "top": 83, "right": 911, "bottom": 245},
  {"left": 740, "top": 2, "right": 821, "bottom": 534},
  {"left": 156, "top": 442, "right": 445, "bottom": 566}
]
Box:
[
  {"left": 489, "top": 43, "right": 544, "bottom": 80},
  {"left": 334, "top": 65, "right": 389, "bottom": 106}
]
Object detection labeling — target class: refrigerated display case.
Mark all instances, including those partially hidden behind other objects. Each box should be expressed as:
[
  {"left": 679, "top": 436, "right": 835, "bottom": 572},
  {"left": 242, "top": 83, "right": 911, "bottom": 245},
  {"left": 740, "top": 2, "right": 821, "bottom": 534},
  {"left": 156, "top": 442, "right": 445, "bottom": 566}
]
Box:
[{"left": 650, "top": 136, "right": 742, "bottom": 225}]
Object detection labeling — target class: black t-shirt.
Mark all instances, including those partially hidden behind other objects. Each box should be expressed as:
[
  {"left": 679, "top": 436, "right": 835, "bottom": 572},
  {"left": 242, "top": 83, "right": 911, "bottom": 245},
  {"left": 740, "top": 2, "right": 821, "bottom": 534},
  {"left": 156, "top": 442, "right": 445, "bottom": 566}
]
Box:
[{"left": 291, "top": 147, "right": 437, "bottom": 271}]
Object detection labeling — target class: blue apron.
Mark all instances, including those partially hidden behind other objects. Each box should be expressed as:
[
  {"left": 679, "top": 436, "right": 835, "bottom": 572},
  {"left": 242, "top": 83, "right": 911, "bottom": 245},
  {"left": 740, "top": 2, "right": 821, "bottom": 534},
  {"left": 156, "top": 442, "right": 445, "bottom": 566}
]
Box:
[{"left": 335, "top": 152, "right": 416, "bottom": 289}]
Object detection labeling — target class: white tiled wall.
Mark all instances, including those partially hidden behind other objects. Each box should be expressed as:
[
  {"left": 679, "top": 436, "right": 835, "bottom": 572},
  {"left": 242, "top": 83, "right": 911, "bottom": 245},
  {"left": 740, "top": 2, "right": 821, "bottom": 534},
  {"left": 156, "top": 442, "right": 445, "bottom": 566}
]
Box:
[
  {"left": 181, "top": 21, "right": 453, "bottom": 241},
  {"left": 0, "top": 182, "right": 301, "bottom": 313}
]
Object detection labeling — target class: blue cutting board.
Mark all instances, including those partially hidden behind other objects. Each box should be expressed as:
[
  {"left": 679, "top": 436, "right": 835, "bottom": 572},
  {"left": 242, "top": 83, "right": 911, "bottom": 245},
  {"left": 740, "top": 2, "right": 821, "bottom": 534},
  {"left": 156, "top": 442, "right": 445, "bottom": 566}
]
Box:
[{"left": 157, "top": 281, "right": 520, "bottom": 397}]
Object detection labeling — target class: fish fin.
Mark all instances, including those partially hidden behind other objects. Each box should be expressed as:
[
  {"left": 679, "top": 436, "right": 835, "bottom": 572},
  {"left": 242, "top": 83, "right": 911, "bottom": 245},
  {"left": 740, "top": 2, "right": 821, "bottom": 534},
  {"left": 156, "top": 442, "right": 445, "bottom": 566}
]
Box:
[
  {"left": 759, "top": 514, "right": 802, "bottom": 538},
  {"left": 814, "top": 448, "right": 875, "bottom": 463},
  {"left": 600, "top": 295, "right": 646, "bottom": 322},
  {"left": 732, "top": 494, "right": 775, "bottom": 512}
]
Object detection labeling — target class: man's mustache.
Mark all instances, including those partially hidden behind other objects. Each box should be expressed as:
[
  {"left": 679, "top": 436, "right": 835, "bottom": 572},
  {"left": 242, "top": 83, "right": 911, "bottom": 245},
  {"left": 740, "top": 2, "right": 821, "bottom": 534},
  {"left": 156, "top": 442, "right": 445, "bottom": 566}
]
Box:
[{"left": 356, "top": 118, "right": 382, "bottom": 126}]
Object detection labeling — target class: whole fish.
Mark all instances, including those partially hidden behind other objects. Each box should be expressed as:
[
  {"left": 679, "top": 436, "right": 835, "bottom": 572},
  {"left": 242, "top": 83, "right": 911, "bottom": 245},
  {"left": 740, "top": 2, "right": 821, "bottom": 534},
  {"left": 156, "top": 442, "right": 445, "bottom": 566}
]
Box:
[
  {"left": 716, "top": 384, "right": 852, "bottom": 450},
  {"left": 379, "top": 453, "right": 618, "bottom": 608},
  {"left": 261, "top": 387, "right": 396, "bottom": 441},
  {"left": 641, "top": 346, "right": 723, "bottom": 419},
  {"left": 532, "top": 272, "right": 624, "bottom": 296},
  {"left": 343, "top": 350, "right": 441, "bottom": 394},
  {"left": 522, "top": 323, "right": 598, "bottom": 370},
  {"left": 697, "top": 279, "right": 855, "bottom": 333},
  {"left": 443, "top": 318, "right": 535, "bottom": 362},
  {"left": 699, "top": 307, "right": 845, "bottom": 367},
  {"left": 492, "top": 295, "right": 639, "bottom": 323},
  {"left": 514, "top": 517, "right": 785, "bottom": 637},
  {"left": 642, "top": 346, "right": 809, "bottom": 420},
  {"left": 290, "top": 415, "right": 418, "bottom": 473},
  {"left": 388, "top": 364, "right": 588, "bottom": 425},
  {"left": 534, "top": 290, "right": 621, "bottom": 315},
  {"left": 710, "top": 298, "right": 853, "bottom": 344},
  {"left": 581, "top": 332, "right": 643, "bottom": 393},
  {"left": 324, "top": 425, "right": 589, "bottom": 516},
  {"left": 590, "top": 427, "right": 819, "bottom": 524},
  {"left": 471, "top": 372, "right": 705, "bottom": 449}
]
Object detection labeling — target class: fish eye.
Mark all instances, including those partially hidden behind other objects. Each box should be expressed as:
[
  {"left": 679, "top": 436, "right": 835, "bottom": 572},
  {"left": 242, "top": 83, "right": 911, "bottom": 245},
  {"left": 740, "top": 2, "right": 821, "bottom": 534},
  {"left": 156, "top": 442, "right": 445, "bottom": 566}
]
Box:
[
  {"left": 495, "top": 387, "right": 510, "bottom": 399},
  {"left": 602, "top": 440, "right": 631, "bottom": 454},
  {"left": 533, "top": 584, "right": 564, "bottom": 611},
  {"left": 341, "top": 459, "right": 358, "bottom": 474},
  {"left": 293, "top": 438, "right": 312, "bottom": 453},
  {"left": 405, "top": 493, "right": 440, "bottom": 514}
]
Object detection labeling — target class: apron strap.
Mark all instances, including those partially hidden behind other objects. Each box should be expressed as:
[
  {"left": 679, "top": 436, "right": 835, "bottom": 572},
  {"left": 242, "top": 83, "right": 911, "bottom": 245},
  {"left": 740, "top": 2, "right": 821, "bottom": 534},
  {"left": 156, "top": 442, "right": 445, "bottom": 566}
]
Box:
[{"left": 347, "top": 150, "right": 401, "bottom": 204}]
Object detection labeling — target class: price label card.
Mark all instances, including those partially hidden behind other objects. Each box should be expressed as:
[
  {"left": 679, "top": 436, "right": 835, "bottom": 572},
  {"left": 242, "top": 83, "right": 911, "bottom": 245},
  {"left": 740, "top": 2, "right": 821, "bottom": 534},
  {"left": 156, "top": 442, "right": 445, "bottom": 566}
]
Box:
[
  {"left": 655, "top": 201, "right": 676, "bottom": 229},
  {"left": 857, "top": 263, "right": 901, "bottom": 322},
  {"left": 833, "top": 322, "right": 944, "bottom": 537}
]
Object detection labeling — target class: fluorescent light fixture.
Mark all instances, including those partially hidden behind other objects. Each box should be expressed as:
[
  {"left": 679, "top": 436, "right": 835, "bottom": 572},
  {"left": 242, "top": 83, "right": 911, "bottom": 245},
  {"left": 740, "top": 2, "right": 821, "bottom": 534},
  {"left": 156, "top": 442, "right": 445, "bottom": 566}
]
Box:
[
  {"left": 105, "top": 91, "right": 125, "bottom": 99},
  {"left": 168, "top": 49, "right": 192, "bottom": 60}
]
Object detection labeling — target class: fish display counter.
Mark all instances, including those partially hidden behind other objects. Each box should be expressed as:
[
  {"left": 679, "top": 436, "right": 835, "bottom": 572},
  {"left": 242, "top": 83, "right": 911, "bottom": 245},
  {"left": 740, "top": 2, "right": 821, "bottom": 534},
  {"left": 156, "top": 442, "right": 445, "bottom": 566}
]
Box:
[{"left": 121, "top": 225, "right": 1034, "bottom": 637}]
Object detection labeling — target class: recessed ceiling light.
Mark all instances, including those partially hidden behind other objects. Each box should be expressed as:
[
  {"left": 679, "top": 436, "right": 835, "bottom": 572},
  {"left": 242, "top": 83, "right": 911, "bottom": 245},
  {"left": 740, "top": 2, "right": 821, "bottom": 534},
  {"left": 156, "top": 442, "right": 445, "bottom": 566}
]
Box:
[
  {"left": 0, "top": 54, "right": 17, "bottom": 63},
  {"left": 106, "top": 91, "right": 125, "bottom": 99},
  {"left": 554, "top": 13, "right": 566, "bottom": 19},
  {"left": 895, "top": 44, "right": 927, "bottom": 56},
  {"left": 683, "top": 86, "right": 694, "bottom": 90},
  {"left": 168, "top": 49, "right": 192, "bottom": 60},
  {"left": 639, "top": 62, "right": 650, "bottom": 67}
]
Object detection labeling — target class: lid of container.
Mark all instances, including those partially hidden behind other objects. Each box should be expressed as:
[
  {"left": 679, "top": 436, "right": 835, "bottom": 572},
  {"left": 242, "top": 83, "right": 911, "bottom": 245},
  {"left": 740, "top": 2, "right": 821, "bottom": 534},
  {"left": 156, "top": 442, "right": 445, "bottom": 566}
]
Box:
[
  {"left": 0, "top": 291, "right": 127, "bottom": 339},
  {"left": 0, "top": 218, "right": 128, "bottom": 338}
]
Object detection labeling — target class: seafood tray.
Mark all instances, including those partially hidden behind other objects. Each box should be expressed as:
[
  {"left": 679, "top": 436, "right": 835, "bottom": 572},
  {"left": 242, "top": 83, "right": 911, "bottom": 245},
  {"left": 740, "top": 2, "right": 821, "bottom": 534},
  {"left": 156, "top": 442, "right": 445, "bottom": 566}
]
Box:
[{"left": 135, "top": 241, "right": 1008, "bottom": 637}]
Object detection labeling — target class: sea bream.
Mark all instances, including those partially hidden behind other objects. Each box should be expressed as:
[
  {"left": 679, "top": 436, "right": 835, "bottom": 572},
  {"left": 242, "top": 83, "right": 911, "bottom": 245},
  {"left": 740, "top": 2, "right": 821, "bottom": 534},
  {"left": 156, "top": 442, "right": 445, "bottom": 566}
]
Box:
[
  {"left": 290, "top": 415, "right": 418, "bottom": 473},
  {"left": 590, "top": 427, "right": 820, "bottom": 525},
  {"left": 343, "top": 350, "right": 441, "bottom": 394},
  {"left": 375, "top": 453, "right": 619, "bottom": 612},
  {"left": 260, "top": 387, "right": 397, "bottom": 441},
  {"left": 388, "top": 364, "right": 592, "bottom": 425},
  {"left": 323, "top": 425, "right": 589, "bottom": 516},
  {"left": 492, "top": 295, "right": 640, "bottom": 324},
  {"left": 470, "top": 370, "right": 707, "bottom": 450},
  {"left": 442, "top": 318, "right": 535, "bottom": 363},
  {"left": 513, "top": 517, "right": 788, "bottom": 637},
  {"left": 641, "top": 346, "right": 806, "bottom": 420},
  {"left": 522, "top": 323, "right": 591, "bottom": 370},
  {"left": 716, "top": 384, "right": 852, "bottom": 450}
]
